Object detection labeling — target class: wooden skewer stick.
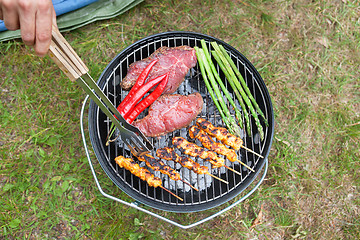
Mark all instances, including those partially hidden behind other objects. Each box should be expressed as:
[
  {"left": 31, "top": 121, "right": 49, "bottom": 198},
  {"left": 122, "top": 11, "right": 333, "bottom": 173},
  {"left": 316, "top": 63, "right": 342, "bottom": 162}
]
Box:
[
  {"left": 241, "top": 145, "right": 264, "bottom": 159},
  {"left": 181, "top": 179, "right": 199, "bottom": 191},
  {"left": 160, "top": 186, "right": 183, "bottom": 201},
  {"left": 234, "top": 159, "right": 255, "bottom": 172},
  {"left": 224, "top": 165, "right": 242, "bottom": 176},
  {"left": 206, "top": 173, "right": 229, "bottom": 184}
]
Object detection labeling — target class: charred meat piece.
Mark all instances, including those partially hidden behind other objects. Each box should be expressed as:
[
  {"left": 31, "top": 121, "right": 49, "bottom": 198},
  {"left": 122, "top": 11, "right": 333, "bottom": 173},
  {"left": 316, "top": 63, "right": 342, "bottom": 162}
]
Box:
[
  {"left": 121, "top": 46, "right": 197, "bottom": 94},
  {"left": 132, "top": 92, "right": 203, "bottom": 137}
]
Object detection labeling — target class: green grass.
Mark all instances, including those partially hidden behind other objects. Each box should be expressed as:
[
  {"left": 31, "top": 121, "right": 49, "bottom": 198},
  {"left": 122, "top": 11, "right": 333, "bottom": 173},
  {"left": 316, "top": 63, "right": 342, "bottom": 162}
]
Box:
[{"left": 1, "top": 0, "right": 359, "bottom": 239}]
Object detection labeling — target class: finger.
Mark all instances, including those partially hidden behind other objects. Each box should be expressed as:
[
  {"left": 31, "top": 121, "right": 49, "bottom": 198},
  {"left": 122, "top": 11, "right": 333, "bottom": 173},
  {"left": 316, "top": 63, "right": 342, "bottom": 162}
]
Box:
[
  {"left": 0, "top": 8, "right": 3, "bottom": 20},
  {"left": 2, "top": 1, "right": 20, "bottom": 30},
  {"left": 34, "top": 0, "right": 53, "bottom": 57},
  {"left": 52, "top": 7, "right": 57, "bottom": 28},
  {"left": 18, "top": 1, "right": 36, "bottom": 46}
]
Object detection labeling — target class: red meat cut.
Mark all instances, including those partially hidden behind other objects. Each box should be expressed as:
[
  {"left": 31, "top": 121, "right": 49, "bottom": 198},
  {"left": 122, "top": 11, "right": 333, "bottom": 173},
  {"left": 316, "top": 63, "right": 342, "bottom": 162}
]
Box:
[
  {"left": 132, "top": 93, "right": 204, "bottom": 137},
  {"left": 121, "top": 46, "right": 197, "bottom": 94}
]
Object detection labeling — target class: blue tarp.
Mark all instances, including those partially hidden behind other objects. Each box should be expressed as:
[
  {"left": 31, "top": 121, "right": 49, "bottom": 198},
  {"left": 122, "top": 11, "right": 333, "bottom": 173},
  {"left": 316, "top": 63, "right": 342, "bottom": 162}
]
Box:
[
  {"left": 0, "top": 0, "right": 144, "bottom": 42},
  {"left": 0, "top": 0, "right": 98, "bottom": 32}
]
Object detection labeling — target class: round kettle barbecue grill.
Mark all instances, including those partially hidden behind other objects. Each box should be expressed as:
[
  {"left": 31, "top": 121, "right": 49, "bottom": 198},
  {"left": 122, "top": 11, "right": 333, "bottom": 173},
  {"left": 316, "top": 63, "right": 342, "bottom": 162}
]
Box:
[{"left": 80, "top": 32, "right": 274, "bottom": 228}]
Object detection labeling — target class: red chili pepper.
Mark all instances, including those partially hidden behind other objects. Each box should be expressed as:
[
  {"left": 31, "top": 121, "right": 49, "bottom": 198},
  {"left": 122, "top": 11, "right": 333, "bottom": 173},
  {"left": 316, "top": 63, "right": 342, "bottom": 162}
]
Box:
[
  {"left": 115, "top": 59, "right": 158, "bottom": 119},
  {"left": 119, "top": 73, "right": 168, "bottom": 117},
  {"left": 125, "top": 73, "right": 169, "bottom": 124}
]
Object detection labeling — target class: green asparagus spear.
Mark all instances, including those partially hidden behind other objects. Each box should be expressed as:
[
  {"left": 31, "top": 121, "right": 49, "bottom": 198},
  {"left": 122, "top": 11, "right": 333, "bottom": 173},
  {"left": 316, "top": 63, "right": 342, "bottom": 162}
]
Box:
[
  {"left": 195, "top": 47, "right": 241, "bottom": 137},
  {"left": 200, "top": 40, "right": 243, "bottom": 129},
  {"left": 194, "top": 47, "right": 232, "bottom": 133},
  {"left": 211, "top": 42, "right": 264, "bottom": 140},
  {"left": 219, "top": 44, "right": 268, "bottom": 126},
  {"left": 211, "top": 50, "right": 252, "bottom": 136}
]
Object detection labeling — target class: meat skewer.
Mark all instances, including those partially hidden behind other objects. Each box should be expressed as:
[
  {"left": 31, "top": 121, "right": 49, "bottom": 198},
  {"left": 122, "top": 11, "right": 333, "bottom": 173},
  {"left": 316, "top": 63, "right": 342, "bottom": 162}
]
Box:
[
  {"left": 137, "top": 154, "right": 198, "bottom": 191},
  {"left": 189, "top": 125, "right": 255, "bottom": 172},
  {"left": 156, "top": 147, "right": 229, "bottom": 184},
  {"left": 172, "top": 137, "right": 242, "bottom": 176},
  {"left": 114, "top": 156, "right": 183, "bottom": 201},
  {"left": 196, "top": 118, "right": 264, "bottom": 159}
]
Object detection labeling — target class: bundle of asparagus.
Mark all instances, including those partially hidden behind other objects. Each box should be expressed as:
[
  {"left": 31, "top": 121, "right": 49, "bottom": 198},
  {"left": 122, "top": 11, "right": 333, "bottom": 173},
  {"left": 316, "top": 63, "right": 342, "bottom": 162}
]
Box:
[{"left": 195, "top": 40, "right": 268, "bottom": 140}]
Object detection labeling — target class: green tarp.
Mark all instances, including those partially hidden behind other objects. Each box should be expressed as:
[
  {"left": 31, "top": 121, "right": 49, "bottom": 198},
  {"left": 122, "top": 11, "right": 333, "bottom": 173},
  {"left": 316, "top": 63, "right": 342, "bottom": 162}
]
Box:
[{"left": 0, "top": 0, "right": 143, "bottom": 42}]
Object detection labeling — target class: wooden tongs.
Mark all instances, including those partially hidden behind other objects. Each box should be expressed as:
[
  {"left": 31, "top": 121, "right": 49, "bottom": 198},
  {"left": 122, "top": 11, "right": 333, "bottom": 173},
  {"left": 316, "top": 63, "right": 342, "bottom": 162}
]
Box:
[{"left": 48, "top": 26, "right": 153, "bottom": 156}]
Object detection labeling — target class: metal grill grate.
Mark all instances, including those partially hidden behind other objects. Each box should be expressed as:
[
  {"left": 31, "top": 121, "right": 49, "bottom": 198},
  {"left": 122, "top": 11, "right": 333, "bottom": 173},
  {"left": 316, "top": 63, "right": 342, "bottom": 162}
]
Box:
[{"left": 88, "top": 32, "right": 274, "bottom": 212}]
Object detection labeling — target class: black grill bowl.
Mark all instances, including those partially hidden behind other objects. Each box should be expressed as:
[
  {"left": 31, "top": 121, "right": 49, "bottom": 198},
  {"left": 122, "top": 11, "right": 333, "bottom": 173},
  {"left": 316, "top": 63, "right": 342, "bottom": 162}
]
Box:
[{"left": 88, "top": 32, "right": 274, "bottom": 213}]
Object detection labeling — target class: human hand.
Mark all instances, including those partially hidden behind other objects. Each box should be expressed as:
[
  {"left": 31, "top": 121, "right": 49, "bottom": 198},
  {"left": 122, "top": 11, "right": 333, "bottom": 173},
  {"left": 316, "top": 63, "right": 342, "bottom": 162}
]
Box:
[{"left": 0, "top": 0, "right": 57, "bottom": 57}]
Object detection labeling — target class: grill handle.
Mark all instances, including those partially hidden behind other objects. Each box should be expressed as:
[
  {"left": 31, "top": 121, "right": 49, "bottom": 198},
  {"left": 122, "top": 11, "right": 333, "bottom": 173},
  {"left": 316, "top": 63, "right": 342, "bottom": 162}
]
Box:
[{"left": 48, "top": 25, "right": 89, "bottom": 81}]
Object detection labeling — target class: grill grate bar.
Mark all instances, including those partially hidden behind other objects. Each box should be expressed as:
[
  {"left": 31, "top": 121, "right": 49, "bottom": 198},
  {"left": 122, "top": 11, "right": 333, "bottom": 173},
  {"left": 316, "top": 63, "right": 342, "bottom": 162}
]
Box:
[{"left": 244, "top": 65, "right": 254, "bottom": 176}]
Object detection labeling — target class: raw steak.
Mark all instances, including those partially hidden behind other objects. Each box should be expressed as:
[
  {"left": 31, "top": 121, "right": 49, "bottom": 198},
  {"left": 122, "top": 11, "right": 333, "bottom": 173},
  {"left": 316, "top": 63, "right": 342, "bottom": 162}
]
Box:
[
  {"left": 133, "top": 93, "right": 203, "bottom": 137},
  {"left": 121, "top": 46, "right": 197, "bottom": 94}
]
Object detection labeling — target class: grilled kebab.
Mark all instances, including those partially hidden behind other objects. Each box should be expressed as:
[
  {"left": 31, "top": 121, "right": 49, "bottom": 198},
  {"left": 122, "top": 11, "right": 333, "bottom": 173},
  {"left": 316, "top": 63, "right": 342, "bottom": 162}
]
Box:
[
  {"left": 172, "top": 137, "right": 241, "bottom": 175},
  {"left": 137, "top": 153, "right": 198, "bottom": 191},
  {"left": 196, "top": 118, "right": 263, "bottom": 158},
  {"left": 196, "top": 118, "right": 243, "bottom": 150},
  {"left": 114, "top": 155, "right": 183, "bottom": 201},
  {"left": 172, "top": 137, "right": 224, "bottom": 168},
  {"left": 189, "top": 125, "right": 237, "bottom": 161},
  {"left": 156, "top": 147, "right": 228, "bottom": 184},
  {"left": 189, "top": 125, "right": 255, "bottom": 172}
]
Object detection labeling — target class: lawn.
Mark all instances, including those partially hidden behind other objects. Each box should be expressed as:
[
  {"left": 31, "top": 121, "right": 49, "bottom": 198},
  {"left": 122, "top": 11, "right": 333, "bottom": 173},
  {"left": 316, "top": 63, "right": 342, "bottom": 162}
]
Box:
[{"left": 1, "top": 0, "right": 359, "bottom": 239}]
